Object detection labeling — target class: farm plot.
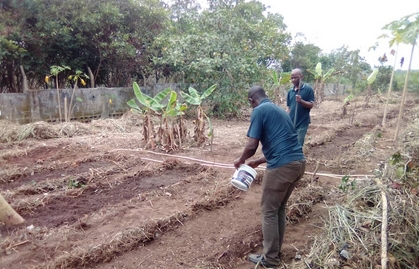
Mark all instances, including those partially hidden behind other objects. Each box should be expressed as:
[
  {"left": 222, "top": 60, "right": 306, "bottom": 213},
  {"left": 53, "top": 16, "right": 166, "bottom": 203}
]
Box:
[{"left": 0, "top": 96, "right": 417, "bottom": 269}]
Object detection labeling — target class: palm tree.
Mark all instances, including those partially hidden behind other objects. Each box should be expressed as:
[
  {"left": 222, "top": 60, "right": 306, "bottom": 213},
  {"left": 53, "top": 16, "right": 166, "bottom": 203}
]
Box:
[{"left": 382, "top": 12, "right": 419, "bottom": 141}]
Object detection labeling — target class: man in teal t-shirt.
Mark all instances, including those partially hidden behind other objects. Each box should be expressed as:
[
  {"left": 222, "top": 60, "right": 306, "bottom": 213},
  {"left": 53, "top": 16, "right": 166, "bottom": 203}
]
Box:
[
  {"left": 287, "top": 68, "right": 314, "bottom": 146},
  {"left": 234, "top": 86, "right": 306, "bottom": 268}
]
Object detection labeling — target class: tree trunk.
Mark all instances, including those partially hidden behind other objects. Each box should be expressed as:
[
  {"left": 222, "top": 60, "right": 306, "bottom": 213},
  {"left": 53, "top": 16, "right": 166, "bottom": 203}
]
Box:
[
  {"left": 365, "top": 85, "right": 372, "bottom": 107},
  {"left": 319, "top": 81, "right": 325, "bottom": 104},
  {"left": 0, "top": 194, "right": 25, "bottom": 225},
  {"left": 6, "top": 61, "right": 17, "bottom": 93},
  {"left": 394, "top": 42, "right": 415, "bottom": 141},
  {"left": 382, "top": 45, "right": 398, "bottom": 127},
  {"left": 314, "top": 80, "right": 322, "bottom": 107}
]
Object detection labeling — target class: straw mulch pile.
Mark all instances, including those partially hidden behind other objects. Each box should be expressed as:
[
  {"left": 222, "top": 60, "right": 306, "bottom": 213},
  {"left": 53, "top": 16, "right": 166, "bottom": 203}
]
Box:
[
  {"left": 302, "top": 119, "right": 419, "bottom": 269},
  {"left": 0, "top": 111, "right": 143, "bottom": 143},
  {"left": 0, "top": 120, "right": 93, "bottom": 142}
]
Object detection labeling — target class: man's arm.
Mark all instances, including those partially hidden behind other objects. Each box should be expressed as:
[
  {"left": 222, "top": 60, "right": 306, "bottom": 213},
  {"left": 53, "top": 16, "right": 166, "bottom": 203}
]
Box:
[
  {"left": 233, "top": 137, "right": 259, "bottom": 169},
  {"left": 247, "top": 156, "right": 266, "bottom": 168},
  {"left": 296, "top": 96, "right": 314, "bottom": 109},
  {"left": 286, "top": 90, "right": 292, "bottom": 113}
]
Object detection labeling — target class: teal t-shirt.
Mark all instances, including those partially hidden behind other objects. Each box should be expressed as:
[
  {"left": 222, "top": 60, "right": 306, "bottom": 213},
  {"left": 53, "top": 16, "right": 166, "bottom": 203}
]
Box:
[
  {"left": 287, "top": 83, "right": 314, "bottom": 129},
  {"left": 247, "top": 99, "right": 304, "bottom": 169}
]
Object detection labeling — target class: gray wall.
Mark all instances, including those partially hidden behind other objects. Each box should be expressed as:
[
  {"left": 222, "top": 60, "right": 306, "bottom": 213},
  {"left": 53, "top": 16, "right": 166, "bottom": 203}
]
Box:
[
  {"left": 0, "top": 83, "right": 346, "bottom": 124},
  {"left": 0, "top": 83, "right": 180, "bottom": 124},
  {"left": 324, "top": 84, "right": 347, "bottom": 96}
]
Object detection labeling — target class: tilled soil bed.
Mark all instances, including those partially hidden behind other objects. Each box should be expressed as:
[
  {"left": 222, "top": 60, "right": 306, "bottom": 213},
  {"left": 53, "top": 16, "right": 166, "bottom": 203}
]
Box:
[{"left": 1, "top": 95, "right": 417, "bottom": 269}]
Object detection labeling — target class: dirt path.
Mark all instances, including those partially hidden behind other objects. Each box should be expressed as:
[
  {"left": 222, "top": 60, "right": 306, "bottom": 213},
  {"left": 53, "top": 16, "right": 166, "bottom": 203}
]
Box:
[{"left": 0, "top": 97, "right": 413, "bottom": 269}]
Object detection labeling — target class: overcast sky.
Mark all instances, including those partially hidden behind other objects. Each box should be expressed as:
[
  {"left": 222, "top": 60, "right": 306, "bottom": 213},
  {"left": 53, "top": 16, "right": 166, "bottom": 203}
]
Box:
[{"left": 260, "top": 0, "right": 419, "bottom": 70}]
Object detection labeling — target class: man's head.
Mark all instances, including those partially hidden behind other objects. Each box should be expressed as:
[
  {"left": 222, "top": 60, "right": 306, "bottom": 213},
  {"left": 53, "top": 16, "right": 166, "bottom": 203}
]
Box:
[
  {"left": 248, "top": 86, "right": 267, "bottom": 108},
  {"left": 291, "top": 68, "right": 303, "bottom": 88}
]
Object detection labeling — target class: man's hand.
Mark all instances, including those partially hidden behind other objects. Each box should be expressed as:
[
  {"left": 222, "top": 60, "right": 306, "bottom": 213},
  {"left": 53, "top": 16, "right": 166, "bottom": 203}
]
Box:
[
  {"left": 296, "top": 95, "right": 314, "bottom": 109},
  {"left": 234, "top": 137, "right": 260, "bottom": 169},
  {"left": 233, "top": 158, "right": 244, "bottom": 169},
  {"left": 247, "top": 156, "right": 266, "bottom": 168},
  {"left": 247, "top": 160, "right": 259, "bottom": 169}
]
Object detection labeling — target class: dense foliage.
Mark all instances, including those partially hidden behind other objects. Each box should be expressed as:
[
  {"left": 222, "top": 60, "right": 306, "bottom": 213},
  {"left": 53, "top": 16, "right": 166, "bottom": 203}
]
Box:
[
  {"left": 0, "top": 0, "right": 168, "bottom": 91},
  {"left": 154, "top": 0, "right": 291, "bottom": 115},
  {"left": 1, "top": 0, "right": 417, "bottom": 115}
]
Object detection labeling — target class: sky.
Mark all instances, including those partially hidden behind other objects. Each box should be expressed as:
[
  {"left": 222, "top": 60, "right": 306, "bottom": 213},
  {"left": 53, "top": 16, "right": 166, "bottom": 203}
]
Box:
[{"left": 259, "top": 0, "right": 419, "bottom": 70}]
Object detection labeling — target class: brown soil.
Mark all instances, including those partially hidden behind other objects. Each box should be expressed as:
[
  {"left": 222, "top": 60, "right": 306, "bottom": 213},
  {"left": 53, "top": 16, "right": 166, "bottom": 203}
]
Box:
[{"left": 0, "top": 95, "right": 415, "bottom": 269}]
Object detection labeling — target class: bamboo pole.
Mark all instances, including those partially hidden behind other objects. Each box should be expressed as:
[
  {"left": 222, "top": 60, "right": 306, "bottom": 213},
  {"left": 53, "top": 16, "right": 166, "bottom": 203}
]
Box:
[
  {"left": 0, "top": 194, "right": 25, "bottom": 225},
  {"left": 376, "top": 178, "right": 388, "bottom": 269},
  {"left": 381, "top": 189, "right": 388, "bottom": 269},
  {"left": 64, "top": 97, "right": 68, "bottom": 122},
  {"left": 87, "top": 67, "right": 95, "bottom": 88},
  {"left": 56, "top": 77, "right": 62, "bottom": 122}
]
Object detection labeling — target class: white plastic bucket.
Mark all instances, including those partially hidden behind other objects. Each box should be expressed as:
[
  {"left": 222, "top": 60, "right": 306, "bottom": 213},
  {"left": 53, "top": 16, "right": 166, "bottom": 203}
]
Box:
[{"left": 231, "top": 164, "right": 257, "bottom": 191}]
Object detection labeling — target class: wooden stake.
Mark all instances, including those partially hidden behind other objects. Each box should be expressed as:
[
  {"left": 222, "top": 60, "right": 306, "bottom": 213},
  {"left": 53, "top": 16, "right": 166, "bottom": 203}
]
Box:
[
  {"left": 376, "top": 179, "right": 388, "bottom": 269},
  {"left": 64, "top": 97, "right": 68, "bottom": 122},
  {"left": 0, "top": 194, "right": 25, "bottom": 225}
]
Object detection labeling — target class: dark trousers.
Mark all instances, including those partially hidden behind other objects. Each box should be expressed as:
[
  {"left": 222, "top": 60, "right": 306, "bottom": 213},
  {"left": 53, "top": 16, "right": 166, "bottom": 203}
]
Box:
[
  {"left": 296, "top": 126, "right": 308, "bottom": 146},
  {"left": 261, "top": 160, "right": 306, "bottom": 265}
]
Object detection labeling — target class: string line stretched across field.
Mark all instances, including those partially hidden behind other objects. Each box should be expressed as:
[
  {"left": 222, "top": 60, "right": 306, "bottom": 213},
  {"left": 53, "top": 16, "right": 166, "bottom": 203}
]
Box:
[{"left": 110, "top": 148, "right": 373, "bottom": 179}]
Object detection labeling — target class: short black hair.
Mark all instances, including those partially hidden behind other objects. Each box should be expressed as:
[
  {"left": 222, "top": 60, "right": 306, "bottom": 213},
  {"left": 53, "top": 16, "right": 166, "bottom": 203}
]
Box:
[{"left": 248, "top": 86, "right": 266, "bottom": 99}]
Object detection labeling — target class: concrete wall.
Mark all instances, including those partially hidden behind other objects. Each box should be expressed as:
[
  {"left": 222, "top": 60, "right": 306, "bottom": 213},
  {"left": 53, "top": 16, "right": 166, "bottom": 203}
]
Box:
[
  {"left": 0, "top": 93, "right": 31, "bottom": 123},
  {"left": 324, "top": 84, "right": 347, "bottom": 96},
  {"left": 0, "top": 83, "right": 180, "bottom": 124},
  {"left": 0, "top": 83, "right": 346, "bottom": 124}
]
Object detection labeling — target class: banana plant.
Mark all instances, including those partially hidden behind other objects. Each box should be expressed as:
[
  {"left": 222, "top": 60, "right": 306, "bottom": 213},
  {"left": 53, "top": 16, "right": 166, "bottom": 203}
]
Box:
[
  {"left": 268, "top": 71, "right": 291, "bottom": 104},
  {"left": 127, "top": 82, "right": 171, "bottom": 149},
  {"left": 180, "top": 85, "right": 216, "bottom": 147},
  {"left": 158, "top": 90, "right": 188, "bottom": 151},
  {"left": 127, "top": 82, "right": 171, "bottom": 114},
  {"left": 365, "top": 68, "right": 379, "bottom": 107},
  {"left": 367, "top": 68, "right": 379, "bottom": 85},
  {"left": 307, "top": 62, "right": 336, "bottom": 106}
]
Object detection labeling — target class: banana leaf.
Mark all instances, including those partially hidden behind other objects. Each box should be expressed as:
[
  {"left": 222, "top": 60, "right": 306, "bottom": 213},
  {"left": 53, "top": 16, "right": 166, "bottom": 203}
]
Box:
[
  {"left": 180, "top": 90, "right": 201, "bottom": 106},
  {"left": 133, "top": 82, "right": 153, "bottom": 109},
  {"left": 200, "top": 84, "right": 217, "bottom": 100},
  {"left": 367, "top": 68, "right": 379, "bottom": 85},
  {"left": 127, "top": 99, "right": 142, "bottom": 112},
  {"left": 315, "top": 62, "right": 322, "bottom": 76},
  {"left": 164, "top": 91, "right": 179, "bottom": 118},
  {"left": 153, "top": 88, "right": 172, "bottom": 104}
]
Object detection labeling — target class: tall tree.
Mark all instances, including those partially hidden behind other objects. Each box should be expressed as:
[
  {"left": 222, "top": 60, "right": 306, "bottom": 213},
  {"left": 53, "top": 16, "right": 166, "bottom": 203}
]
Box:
[
  {"left": 154, "top": 1, "right": 291, "bottom": 116},
  {"left": 0, "top": 0, "right": 169, "bottom": 91},
  {"left": 328, "top": 47, "right": 371, "bottom": 90},
  {"left": 207, "top": 0, "right": 241, "bottom": 10},
  {"left": 283, "top": 42, "right": 321, "bottom": 80},
  {"left": 0, "top": 0, "right": 31, "bottom": 92},
  {"left": 169, "top": 0, "right": 202, "bottom": 33}
]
